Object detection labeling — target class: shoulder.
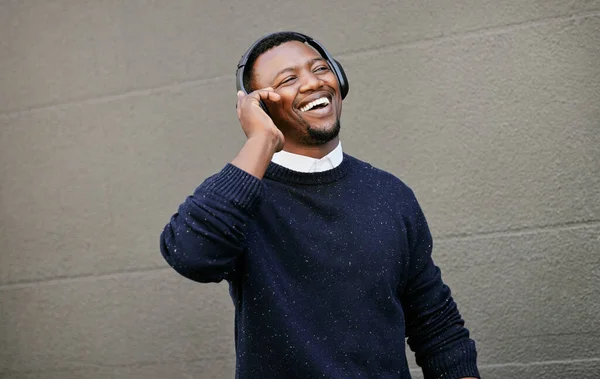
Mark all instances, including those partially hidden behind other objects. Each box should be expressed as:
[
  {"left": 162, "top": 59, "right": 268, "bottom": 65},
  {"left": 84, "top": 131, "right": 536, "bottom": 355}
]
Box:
[
  {"left": 345, "top": 154, "right": 417, "bottom": 200},
  {"left": 345, "top": 154, "right": 430, "bottom": 234}
]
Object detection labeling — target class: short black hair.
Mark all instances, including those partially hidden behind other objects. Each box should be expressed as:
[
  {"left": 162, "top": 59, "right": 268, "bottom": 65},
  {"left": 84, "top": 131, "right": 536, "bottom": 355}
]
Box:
[{"left": 241, "top": 32, "right": 307, "bottom": 92}]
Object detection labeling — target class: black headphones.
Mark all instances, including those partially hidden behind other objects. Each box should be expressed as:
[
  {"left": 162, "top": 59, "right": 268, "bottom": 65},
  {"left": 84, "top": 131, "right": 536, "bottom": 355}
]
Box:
[{"left": 235, "top": 31, "right": 349, "bottom": 114}]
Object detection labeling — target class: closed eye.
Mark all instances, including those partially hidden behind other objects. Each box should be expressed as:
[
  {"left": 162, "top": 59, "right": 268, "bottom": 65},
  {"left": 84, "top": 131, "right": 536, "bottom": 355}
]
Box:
[
  {"left": 314, "top": 66, "right": 329, "bottom": 72},
  {"left": 280, "top": 76, "right": 296, "bottom": 85}
]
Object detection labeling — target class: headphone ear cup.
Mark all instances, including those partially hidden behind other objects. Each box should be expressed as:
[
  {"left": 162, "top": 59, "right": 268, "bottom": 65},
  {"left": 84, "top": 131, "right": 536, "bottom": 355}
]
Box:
[
  {"left": 259, "top": 100, "right": 270, "bottom": 115},
  {"left": 332, "top": 59, "right": 349, "bottom": 99},
  {"left": 236, "top": 66, "right": 270, "bottom": 115}
]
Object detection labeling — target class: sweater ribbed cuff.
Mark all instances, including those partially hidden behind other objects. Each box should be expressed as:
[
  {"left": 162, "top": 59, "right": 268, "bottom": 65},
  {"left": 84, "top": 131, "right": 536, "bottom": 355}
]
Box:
[
  {"left": 421, "top": 340, "right": 480, "bottom": 379},
  {"left": 204, "top": 163, "right": 265, "bottom": 212}
]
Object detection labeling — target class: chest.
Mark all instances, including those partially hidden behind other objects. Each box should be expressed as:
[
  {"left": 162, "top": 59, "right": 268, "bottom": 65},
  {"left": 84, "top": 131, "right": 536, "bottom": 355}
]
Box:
[{"left": 246, "top": 186, "right": 411, "bottom": 290}]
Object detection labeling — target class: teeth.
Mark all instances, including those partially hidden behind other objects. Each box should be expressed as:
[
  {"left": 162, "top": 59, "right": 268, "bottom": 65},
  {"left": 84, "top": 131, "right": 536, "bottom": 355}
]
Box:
[{"left": 300, "top": 97, "right": 330, "bottom": 112}]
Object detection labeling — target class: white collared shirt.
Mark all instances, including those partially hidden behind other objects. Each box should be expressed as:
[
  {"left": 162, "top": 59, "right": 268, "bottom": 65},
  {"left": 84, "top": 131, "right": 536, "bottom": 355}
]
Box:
[{"left": 271, "top": 141, "right": 343, "bottom": 173}]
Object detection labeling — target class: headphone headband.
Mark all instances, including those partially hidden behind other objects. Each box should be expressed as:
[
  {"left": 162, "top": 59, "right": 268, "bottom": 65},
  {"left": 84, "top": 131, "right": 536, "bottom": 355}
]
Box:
[
  {"left": 235, "top": 31, "right": 349, "bottom": 113},
  {"left": 236, "top": 32, "right": 310, "bottom": 71}
]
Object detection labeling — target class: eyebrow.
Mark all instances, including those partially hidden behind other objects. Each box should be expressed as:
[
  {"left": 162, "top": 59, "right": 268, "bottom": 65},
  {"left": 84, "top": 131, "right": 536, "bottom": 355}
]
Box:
[{"left": 272, "top": 57, "right": 326, "bottom": 83}]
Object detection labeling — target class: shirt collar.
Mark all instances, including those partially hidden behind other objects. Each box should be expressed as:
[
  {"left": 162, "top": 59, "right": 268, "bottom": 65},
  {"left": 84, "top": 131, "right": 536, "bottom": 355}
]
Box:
[{"left": 271, "top": 141, "right": 343, "bottom": 173}]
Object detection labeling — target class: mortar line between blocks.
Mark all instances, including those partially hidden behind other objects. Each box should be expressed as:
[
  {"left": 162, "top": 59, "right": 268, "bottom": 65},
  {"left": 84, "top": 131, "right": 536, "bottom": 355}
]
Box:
[
  {"left": 0, "top": 74, "right": 232, "bottom": 120},
  {"left": 0, "top": 355, "right": 232, "bottom": 376},
  {"left": 337, "top": 9, "right": 600, "bottom": 60},
  {"left": 0, "top": 266, "right": 172, "bottom": 290},
  {"left": 480, "top": 357, "right": 600, "bottom": 369},
  {"left": 408, "top": 357, "right": 600, "bottom": 374},
  {"left": 1, "top": 219, "right": 598, "bottom": 290},
  {"left": 1, "top": 10, "right": 598, "bottom": 119},
  {"left": 437, "top": 219, "right": 600, "bottom": 242}
]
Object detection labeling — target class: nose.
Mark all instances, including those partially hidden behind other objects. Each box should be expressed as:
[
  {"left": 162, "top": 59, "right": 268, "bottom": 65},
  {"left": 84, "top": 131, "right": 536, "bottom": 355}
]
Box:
[{"left": 299, "top": 71, "right": 324, "bottom": 93}]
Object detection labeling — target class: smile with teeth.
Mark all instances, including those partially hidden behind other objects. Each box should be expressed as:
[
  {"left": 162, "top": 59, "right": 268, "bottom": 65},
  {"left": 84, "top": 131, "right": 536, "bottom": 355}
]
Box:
[{"left": 300, "top": 97, "right": 330, "bottom": 112}]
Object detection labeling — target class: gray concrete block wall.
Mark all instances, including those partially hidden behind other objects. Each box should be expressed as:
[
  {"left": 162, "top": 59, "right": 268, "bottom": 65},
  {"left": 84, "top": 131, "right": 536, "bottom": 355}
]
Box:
[{"left": 1, "top": 1, "right": 598, "bottom": 378}]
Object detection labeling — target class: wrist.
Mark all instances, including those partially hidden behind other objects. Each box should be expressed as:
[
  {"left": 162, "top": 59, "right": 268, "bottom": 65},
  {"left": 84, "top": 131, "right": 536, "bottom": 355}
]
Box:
[
  {"left": 231, "top": 133, "right": 280, "bottom": 180},
  {"left": 247, "top": 132, "right": 280, "bottom": 154}
]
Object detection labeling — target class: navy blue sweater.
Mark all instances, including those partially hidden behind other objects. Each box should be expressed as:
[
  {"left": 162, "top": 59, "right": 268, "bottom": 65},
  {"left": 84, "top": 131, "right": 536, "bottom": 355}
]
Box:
[{"left": 160, "top": 154, "right": 479, "bottom": 379}]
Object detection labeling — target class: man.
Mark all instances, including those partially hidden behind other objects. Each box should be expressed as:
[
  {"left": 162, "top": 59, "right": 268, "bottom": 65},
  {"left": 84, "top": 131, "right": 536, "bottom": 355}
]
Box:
[{"left": 160, "top": 31, "right": 480, "bottom": 379}]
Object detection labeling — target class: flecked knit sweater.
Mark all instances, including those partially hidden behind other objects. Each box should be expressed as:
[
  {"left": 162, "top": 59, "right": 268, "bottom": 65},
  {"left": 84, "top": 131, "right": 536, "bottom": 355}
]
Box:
[{"left": 160, "top": 154, "right": 480, "bottom": 379}]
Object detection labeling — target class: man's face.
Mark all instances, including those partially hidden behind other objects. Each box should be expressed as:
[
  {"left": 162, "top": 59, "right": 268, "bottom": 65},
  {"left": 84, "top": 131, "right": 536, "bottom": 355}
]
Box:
[{"left": 251, "top": 41, "right": 343, "bottom": 146}]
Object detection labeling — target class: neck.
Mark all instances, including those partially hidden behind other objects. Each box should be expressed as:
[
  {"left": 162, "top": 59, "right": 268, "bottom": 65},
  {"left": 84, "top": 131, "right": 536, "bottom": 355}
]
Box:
[{"left": 281, "top": 137, "right": 339, "bottom": 159}]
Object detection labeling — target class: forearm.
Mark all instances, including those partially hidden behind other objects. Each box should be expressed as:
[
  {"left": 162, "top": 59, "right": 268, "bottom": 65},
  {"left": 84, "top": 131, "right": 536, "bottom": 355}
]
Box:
[
  {"left": 400, "top": 188, "right": 480, "bottom": 379},
  {"left": 404, "top": 260, "right": 480, "bottom": 379},
  {"left": 403, "top": 257, "right": 478, "bottom": 377},
  {"left": 162, "top": 87, "right": 282, "bottom": 281},
  {"left": 231, "top": 133, "right": 280, "bottom": 180}
]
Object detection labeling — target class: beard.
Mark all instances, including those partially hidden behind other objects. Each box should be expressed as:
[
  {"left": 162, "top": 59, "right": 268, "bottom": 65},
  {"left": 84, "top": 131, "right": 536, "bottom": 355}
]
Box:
[{"left": 299, "top": 117, "right": 341, "bottom": 146}]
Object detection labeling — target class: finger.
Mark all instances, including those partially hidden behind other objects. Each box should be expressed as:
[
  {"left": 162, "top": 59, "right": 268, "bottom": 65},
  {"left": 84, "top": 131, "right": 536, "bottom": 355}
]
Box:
[
  {"left": 236, "top": 91, "right": 244, "bottom": 118},
  {"left": 250, "top": 88, "right": 280, "bottom": 103},
  {"left": 262, "top": 91, "right": 281, "bottom": 103},
  {"left": 254, "top": 86, "right": 274, "bottom": 92}
]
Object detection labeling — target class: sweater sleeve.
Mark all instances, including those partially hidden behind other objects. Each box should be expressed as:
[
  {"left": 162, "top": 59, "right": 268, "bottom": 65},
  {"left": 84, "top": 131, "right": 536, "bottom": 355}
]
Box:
[
  {"left": 159, "top": 164, "right": 265, "bottom": 283},
  {"left": 400, "top": 189, "right": 480, "bottom": 379}
]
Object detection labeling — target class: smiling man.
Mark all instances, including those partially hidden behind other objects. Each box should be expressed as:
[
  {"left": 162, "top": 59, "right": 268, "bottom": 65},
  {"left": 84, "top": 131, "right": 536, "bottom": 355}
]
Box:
[{"left": 160, "top": 31, "right": 480, "bottom": 379}]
